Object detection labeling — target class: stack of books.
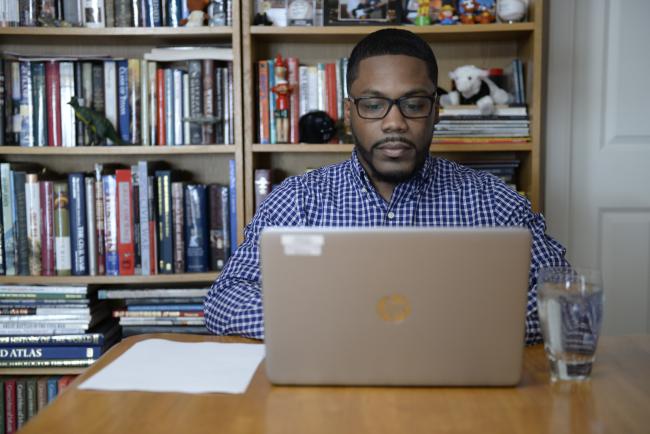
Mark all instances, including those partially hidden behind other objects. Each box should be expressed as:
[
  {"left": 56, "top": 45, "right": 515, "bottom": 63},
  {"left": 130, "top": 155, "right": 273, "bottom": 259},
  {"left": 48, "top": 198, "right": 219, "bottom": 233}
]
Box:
[
  {"left": 0, "top": 285, "right": 119, "bottom": 369},
  {"left": 461, "top": 159, "right": 522, "bottom": 193},
  {"left": 98, "top": 287, "right": 210, "bottom": 337},
  {"left": 434, "top": 105, "right": 530, "bottom": 145}
]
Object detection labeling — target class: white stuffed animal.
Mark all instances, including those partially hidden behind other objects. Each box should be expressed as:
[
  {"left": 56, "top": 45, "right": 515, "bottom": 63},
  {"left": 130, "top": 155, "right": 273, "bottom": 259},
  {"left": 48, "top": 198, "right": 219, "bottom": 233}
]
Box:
[{"left": 439, "top": 65, "right": 512, "bottom": 115}]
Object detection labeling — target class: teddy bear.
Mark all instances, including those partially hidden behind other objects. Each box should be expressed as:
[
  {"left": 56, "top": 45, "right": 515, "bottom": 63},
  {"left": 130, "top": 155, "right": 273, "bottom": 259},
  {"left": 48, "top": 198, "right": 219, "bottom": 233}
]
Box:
[{"left": 439, "top": 65, "right": 512, "bottom": 115}]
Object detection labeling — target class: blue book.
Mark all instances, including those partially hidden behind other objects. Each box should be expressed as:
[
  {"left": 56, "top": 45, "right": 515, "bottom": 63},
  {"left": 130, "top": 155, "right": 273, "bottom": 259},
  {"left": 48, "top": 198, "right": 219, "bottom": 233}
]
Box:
[
  {"left": 268, "top": 59, "right": 276, "bottom": 144},
  {"left": 116, "top": 59, "right": 130, "bottom": 143},
  {"left": 0, "top": 346, "right": 102, "bottom": 361},
  {"left": 128, "top": 304, "right": 204, "bottom": 311},
  {"left": 166, "top": 0, "right": 182, "bottom": 26},
  {"left": 103, "top": 175, "right": 119, "bottom": 276},
  {"left": 46, "top": 377, "right": 59, "bottom": 403},
  {"left": 68, "top": 173, "right": 88, "bottom": 276},
  {"left": 184, "top": 184, "right": 209, "bottom": 272},
  {"left": 229, "top": 159, "right": 237, "bottom": 257}
]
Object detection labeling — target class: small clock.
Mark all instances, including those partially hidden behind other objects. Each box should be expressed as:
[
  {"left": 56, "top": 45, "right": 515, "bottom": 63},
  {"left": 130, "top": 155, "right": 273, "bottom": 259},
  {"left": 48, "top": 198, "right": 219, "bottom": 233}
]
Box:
[{"left": 287, "top": 0, "right": 315, "bottom": 26}]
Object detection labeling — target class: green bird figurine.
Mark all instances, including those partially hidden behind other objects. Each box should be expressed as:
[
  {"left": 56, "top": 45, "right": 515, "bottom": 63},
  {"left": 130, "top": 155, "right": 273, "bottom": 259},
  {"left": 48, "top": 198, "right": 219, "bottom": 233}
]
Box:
[{"left": 68, "top": 96, "right": 128, "bottom": 146}]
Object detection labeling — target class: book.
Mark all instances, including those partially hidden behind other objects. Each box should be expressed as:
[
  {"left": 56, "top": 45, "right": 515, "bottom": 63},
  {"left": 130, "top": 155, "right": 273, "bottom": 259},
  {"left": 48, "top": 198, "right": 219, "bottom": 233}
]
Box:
[
  {"left": 68, "top": 173, "right": 88, "bottom": 275},
  {"left": 25, "top": 378, "right": 36, "bottom": 421},
  {"left": 202, "top": 59, "right": 215, "bottom": 144},
  {"left": 116, "top": 59, "right": 130, "bottom": 143},
  {"left": 155, "top": 170, "right": 173, "bottom": 273},
  {"left": 137, "top": 161, "right": 153, "bottom": 275},
  {"left": 31, "top": 62, "right": 47, "bottom": 146},
  {"left": 74, "top": 62, "right": 85, "bottom": 146},
  {"left": 83, "top": 0, "right": 106, "bottom": 27},
  {"left": 94, "top": 164, "right": 106, "bottom": 275},
  {"left": 24, "top": 173, "right": 42, "bottom": 275},
  {"left": 13, "top": 171, "right": 29, "bottom": 275},
  {"left": 102, "top": 174, "right": 118, "bottom": 275},
  {"left": 63, "top": 0, "right": 83, "bottom": 25},
  {"left": 257, "top": 60, "right": 270, "bottom": 144},
  {"left": 36, "top": 378, "right": 47, "bottom": 412},
  {"left": 103, "top": 60, "right": 117, "bottom": 145},
  {"left": 439, "top": 104, "right": 527, "bottom": 117},
  {"left": 128, "top": 58, "right": 140, "bottom": 145},
  {"left": 5, "top": 379, "right": 16, "bottom": 434},
  {"left": 114, "top": 0, "right": 133, "bottom": 26},
  {"left": 0, "top": 359, "right": 96, "bottom": 368},
  {"left": 228, "top": 159, "right": 237, "bottom": 256},
  {"left": 40, "top": 180, "right": 56, "bottom": 276},
  {"left": 97, "top": 287, "right": 208, "bottom": 299},
  {"left": 45, "top": 61, "right": 62, "bottom": 147},
  {"left": 16, "top": 379, "right": 25, "bottom": 429},
  {"left": 143, "top": 46, "right": 234, "bottom": 62},
  {"left": 1, "top": 164, "right": 16, "bottom": 276},
  {"left": 188, "top": 59, "right": 203, "bottom": 144},
  {"left": 184, "top": 184, "right": 208, "bottom": 272},
  {"left": 115, "top": 169, "right": 135, "bottom": 275},
  {"left": 85, "top": 176, "right": 97, "bottom": 275},
  {"left": 0, "top": 345, "right": 102, "bottom": 360},
  {"left": 208, "top": 184, "right": 227, "bottom": 271},
  {"left": 19, "top": 61, "right": 33, "bottom": 147},
  {"left": 59, "top": 62, "right": 76, "bottom": 147}
]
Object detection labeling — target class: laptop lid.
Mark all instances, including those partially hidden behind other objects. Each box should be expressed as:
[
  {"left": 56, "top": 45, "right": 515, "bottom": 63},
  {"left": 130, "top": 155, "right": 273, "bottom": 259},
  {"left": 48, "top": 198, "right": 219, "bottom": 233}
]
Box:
[{"left": 261, "top": 227, "right": 532, "bottom": 386}]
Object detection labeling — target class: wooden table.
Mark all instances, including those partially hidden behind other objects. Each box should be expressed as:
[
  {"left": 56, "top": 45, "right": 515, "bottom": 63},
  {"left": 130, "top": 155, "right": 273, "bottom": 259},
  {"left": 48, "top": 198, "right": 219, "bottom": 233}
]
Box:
[{"left": 18, "top": 334, "right": 650, "bottom": 434}]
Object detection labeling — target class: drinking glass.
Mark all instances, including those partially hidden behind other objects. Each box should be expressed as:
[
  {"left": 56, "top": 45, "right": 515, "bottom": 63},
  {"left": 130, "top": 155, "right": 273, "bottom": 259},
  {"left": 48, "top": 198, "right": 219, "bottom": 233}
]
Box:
[{"left": 537, "top": 266, "right": 604, "bottom": 381}]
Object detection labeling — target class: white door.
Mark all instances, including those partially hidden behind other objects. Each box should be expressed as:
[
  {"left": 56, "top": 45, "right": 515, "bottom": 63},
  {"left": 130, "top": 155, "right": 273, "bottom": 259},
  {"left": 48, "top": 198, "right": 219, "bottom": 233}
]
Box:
[{"left": 545, "top": 0, "right": 650, "bottom": 335}]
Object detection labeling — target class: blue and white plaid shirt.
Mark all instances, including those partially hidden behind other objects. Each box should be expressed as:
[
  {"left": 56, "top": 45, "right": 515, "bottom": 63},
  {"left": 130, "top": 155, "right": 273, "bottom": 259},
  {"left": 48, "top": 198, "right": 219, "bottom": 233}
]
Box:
[{"left": 205, "top": 151, "right": 568, "bottom": 345}]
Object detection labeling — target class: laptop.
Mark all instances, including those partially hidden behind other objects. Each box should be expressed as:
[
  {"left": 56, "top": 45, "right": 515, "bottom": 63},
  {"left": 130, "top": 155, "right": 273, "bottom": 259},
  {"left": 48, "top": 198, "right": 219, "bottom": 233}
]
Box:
[{"left": 260, "top": 227, "right": 532, "bottom": 386}]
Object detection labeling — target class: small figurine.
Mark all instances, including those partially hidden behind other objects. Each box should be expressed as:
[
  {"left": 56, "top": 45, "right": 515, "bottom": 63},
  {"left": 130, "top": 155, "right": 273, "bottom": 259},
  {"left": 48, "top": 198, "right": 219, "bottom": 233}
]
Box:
[
  {"left": 181, "top": 0, "right": 210, "bottom": 26},
  {"left": 458, "top": 0, "right": 478, "bottom": 24},
  {"left": 475, "top": 3, "right": 496, "bottom": 24},
  {"left": 414, "top": 0, "right": 431, "bottom": 25},
  {"left": 271, "top": 54, "right": 293, "bottom": 144},
  {"left": 438, "top": 4, "right": 458, "bottom": 25}
]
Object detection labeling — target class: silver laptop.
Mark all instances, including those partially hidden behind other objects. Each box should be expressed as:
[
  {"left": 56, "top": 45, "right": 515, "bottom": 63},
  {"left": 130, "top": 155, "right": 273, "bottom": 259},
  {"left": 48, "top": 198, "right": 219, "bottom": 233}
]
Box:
[{"left": 261, "top": 227, "right": 532, "bottom": 386}]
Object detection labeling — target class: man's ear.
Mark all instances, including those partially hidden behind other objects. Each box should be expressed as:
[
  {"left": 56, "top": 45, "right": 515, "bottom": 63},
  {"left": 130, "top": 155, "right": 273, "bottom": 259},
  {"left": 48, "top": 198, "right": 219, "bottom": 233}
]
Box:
[{"left": 344, "top": 97, "right": 351, "bottom": 128}]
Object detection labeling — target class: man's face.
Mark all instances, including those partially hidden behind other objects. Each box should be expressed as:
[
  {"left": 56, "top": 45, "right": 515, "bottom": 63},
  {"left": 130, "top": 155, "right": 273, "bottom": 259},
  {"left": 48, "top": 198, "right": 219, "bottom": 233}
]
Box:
[{"left": 345, "top": 55, "right": 437, "bottom": 186}]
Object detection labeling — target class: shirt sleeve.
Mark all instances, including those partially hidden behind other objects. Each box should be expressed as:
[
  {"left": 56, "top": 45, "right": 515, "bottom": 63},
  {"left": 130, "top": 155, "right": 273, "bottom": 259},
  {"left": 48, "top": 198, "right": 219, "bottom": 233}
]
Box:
[
  {"left": 203, "top": 179, "right": 303, "bottom": 339},
  {"left": 504, "top": 194, "right": 569, "bottom": 346}
]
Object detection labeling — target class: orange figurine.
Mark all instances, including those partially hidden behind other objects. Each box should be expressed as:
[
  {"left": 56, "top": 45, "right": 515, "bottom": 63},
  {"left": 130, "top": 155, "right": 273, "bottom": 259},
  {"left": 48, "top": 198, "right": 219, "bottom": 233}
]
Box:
[{"left": 271, "top": 54, "right": 293, "bottom": 144}]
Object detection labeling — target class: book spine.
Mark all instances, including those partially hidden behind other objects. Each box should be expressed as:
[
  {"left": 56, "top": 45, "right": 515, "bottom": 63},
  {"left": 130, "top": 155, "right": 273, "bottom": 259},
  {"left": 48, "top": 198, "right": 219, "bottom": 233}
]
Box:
[
  {"left": 258, "top": 60, "right": 270, "bottom": 144},
  {"left": 19, "top": 0, "right": 38, "bottom": 26},
  {"left": 0, "top": 359, "right": 95, "bottom": 368},
  {"left": 131, "top": 167, "right": 141, "bottom": 274},
  {"left": 325, "top": 62, "right": 338, "bottom": 122},
  {"left": 184, "top": 184, "right": 208, "bottom": 272},
  {"left": 46, "top": 378, "right": 58, "bottom": 403},
  {"left": 131, "top": 0, "right": 140, "bottom": 26},
  {"left": 147, "top": 175, "right": 157, "bottom": 273},
  {"left": 91, "top": 62, "right": 105, "bottom": 113},
  {"left": 10, "top": 61, "right": 21, "bottom": 145},
  {"left": 115, "top": 169, "right": 134, "bottom": 275},
  {"left": 188, "top": 60, "right": 203, "bottom": 144},
  {"left": 5, "top": 379, "right": 16, "bottom": 434},
  {"left": 164, "top": 68, "right": 174, "bottom": 145},
  {"left": 59, "top": 62, "right": 76, "bottom": 147},
  {"left": 150, "top": 0, "right": 161, "bottom": 26},
  {"left": 166, "top": 0, "right": 180, "bottom": 26},
  {"left": 0, "top": 379, "right": 4, "bottom": 434},
  {"left": 94, "top": 166, "right": 106, "bottom": 275},
  {"left": 268, "top": 59, "right": 276, "bottom": 144},
  {"left": 182, "top": 72, "right": 190, "bottom": 145},
  {"left": 31, "top": 62, "right": 47, "bottom": 146},
  {"left": 53, "top": 181, "right": 71, "bottom": 276},
  {"left": 155, "top": 170, "right": 172, "bottom": 273},
  {"left": 0, "top": 59, "right": 5, "bottom": 147},
  {"left": 226, "top": 62, "right": 234, "bottom": 144},
  {"left": 1, "top": 164, "right": 16, "bottom": 276},
  {"left": 45, "top": 61, "right": 62, "bottom": 147},
  {"left": 140, "top": 59, "right": 149, "bottom": 146},
  {"left": 104, "top": 0, "right": 114, "bottom": 26},
  {"left": 102, "top": 174, "right": 118, "bottom": 275},
  {"left": 81, "top": 62, "right": 94, "bottom": 144},
  {"left": 207, "top": 184, "right": 225, "bottom": 271},
  {"left": 171, "top": 181, "right": 184, "bottom": 273},
  {"left": 173, "top": 69, "right": 183, "bottom": 145},
  {"left": 214, "top": 65, "right": 224, "bottom": 143},
  {"left": 137, "top": 161, "right": 151, "bottom": 275},
  {"left": 128, "top": 58, "right": 140, "bottom": 145},
  {"left": 15, "top": 379, "right": 25, "bottom": 429},
  {"left": 228, "top": 159, "right": 236, "bottom": 256},
  {"left": 68, "top": 173, "right": 88, "bottom": 275},
  {"left": 83, "top": 0, "right": 106, "bottom": 27},
  {"left": 85, "top": 176, "right": 97, "bottom": 276},
  {"left": 0, "top": 333, "right": 104, "bottom": 346},
  {"left": 13, "top": 171, "right": 29, "bottom": 276},
  {"left": 155, "top": 67, "right": 165, "bottom": 145},
  {"left": 103, "top": 60, "right": 117, "bottom": 145},
  {"left": 19, "top": 61, "right": 33, "bottom": 147},
  {"left": 24, "top": 173, "right": 41, "bottom": 276},
  {"left": 25, "top": 379, "right": 36, "bottom": 421},
  {"left": 287, "top": 57, "right": 300, "bottom": 144},
  {"left": 202, "top": 59, "right": 215, "bottom": 144},
  {"left": 116, "top": 59, "right": 130, "bottom": 143},
  {"left": 63, "top": 0, "right": 83, "bottom": 25},
  {"left": 40, "top": 180, "right": 55, "bottom": 276},
  {"left": 74, "top": 62, "right": 85, "bottom": 146},
  {"left": 148, "top": 61, "right": 157, "bottom": 145},
  {"left": 36, "top": 378, "right": 47, "bottom": 412},
  {"left": 114, "top": 0, "right": 132, "bottom": 26},
  {"left": 0, "top": 345, "right": 102, "bottom": 360}
]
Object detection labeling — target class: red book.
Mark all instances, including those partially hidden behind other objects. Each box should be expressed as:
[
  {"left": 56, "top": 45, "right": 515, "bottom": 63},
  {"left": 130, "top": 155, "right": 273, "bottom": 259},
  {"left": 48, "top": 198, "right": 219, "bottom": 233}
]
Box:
[
  {"left": 287, "top": 57, "right": 300, "bottom": 144},
  {"left": 5, "top": 379, "right": 16, "bottom": 434},
  {"left": 115, "top": 169, "right": 135, "bottom": 275},
  {"left": 258, "top": 60, "right": 270, "bottom": 144},
  {"left": 57, "top": 375, "right": 76, "bottom": 396},
  {"left": 156, "top": 68, "right": 166, "bottom": 146},
  {"left": 39, "top": 180, "right": 55, "bottom": 276},
  {"left": 45, "top": 61, "right": 62, "bottom": 147},
  {"left": 325, "top": 63, "right": 338, "bottom": 122}
]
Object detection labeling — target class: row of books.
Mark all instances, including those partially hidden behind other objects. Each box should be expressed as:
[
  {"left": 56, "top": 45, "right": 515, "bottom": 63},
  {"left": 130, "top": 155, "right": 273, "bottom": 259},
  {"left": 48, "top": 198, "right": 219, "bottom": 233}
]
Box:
[
  {"left": 0, "top": 0, "right": 232, "bottom": 28},
  {"left": 461, "top": 159, "right": 521, "bottom": 193},
  {"left": 99, "top": 286, "right": 210, "bottom": 336},
  {"left": 0, "top": 48, "right": 235, "bottom": 148},
  {"left": 257, "top": 56, "right": 348, "bottom": 144},
  {"left": 0, "top": 160, "right": 237, "bottom": 277},
  {"left": 0, "top": 375, "right": 77, "bottom": 432}
]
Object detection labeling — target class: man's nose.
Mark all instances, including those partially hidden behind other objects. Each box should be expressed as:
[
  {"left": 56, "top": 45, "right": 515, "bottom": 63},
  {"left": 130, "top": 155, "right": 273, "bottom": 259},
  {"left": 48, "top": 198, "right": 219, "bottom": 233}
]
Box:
[{"left": 380, "top": 103, "right": 408, "bottom": 132}]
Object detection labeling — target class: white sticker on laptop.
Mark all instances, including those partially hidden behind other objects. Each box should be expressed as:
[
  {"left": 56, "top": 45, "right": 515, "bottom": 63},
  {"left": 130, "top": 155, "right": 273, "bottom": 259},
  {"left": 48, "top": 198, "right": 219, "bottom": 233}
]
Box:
[{"left": 281, "top": 234, "right": 324, "bottom": 256}]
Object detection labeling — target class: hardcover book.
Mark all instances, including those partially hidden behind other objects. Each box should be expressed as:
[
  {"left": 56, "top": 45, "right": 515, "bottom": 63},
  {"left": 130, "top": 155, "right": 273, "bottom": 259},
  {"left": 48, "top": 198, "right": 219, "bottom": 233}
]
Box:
[
  {"left": 25, "top": 173, "right": 42, "bottom": 276},
  {"left": 102, "top": 174, "right": 119, "bottom": 275},
  {"left": 40, "top": 180, "right": 56, "bottom": 276},
  {"left": 171, "top": 181, "right": 185, "bottom": 273},
  {"left": 13, "top": 170, "right": 29, "bottom": 275},
  {"left": 115, "top": 169, "right": 135, "bottom": 275},
  {"left": 53, "top": 181, "right": 72, "bottom": 275},
  {"left": 69, "top": 173, "right": 88, "bottom": 275},
  {"left": 184, "top": 184, "right": 208, "bottom": 272}
]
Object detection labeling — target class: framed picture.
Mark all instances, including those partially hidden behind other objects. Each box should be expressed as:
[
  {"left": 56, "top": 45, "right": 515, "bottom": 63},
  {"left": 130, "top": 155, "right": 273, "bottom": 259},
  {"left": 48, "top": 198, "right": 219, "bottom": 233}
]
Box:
[{"left": 324, "top": 0, "right": 402, "bottom": 25}]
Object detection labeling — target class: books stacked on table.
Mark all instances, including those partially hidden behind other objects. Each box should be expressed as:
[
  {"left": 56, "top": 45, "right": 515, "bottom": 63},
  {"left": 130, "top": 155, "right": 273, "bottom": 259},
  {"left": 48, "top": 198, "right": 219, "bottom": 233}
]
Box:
[
  {"left": 461, "top": 159, "right": 522, "bottom": 193},
  {"left": 433, "top": 105, "right": 530, "bottom": 145},
  {"left": 1, "top": 375, "right": 77, "bottom": 432},
  {"left": 98, "top": 287, "right": 210, "bottom": 337},
  {"left": 0, "top": 285, "right": 120, "bottom": 369}
]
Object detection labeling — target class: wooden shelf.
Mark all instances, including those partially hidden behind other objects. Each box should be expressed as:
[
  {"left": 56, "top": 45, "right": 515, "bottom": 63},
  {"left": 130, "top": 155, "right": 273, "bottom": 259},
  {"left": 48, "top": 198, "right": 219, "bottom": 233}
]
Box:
[
  {"left": 252, "top": 142, "right": 532, "bottom": 153},
  {"left": 0, "top": 273, "right": 217, "bottom": 285},
  {"left": 0, "top": 27, "right": 233, "bottom": 37},
  {"left": 0, "top": 367, "right": 86, "bottom": 376},
  {"left": 250, "top": 23, "right": 534, "bottom": 42},
  {"left": 0, "top": 145, "right": 236, "bottom": 156}
]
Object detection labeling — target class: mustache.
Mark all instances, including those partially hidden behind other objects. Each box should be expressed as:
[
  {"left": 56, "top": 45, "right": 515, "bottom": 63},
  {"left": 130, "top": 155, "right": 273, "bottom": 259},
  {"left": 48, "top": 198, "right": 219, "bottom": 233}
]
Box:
[{"left": 371, "top": 136, "right": 417, "bottom": 150}]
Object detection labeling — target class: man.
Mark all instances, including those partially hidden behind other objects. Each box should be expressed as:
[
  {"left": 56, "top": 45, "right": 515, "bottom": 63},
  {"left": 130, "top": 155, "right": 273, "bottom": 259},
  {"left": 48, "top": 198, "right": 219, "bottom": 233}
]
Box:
[{"left": 204, "top": 28, "right": 567, "bottom": 344}]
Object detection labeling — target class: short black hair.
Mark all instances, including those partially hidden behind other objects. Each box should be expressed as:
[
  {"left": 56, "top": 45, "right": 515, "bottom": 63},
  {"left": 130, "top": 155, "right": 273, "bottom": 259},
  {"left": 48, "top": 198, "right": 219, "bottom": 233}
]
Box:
[{"left": 346, "top": 28, "right": 438, "bottom": 94}]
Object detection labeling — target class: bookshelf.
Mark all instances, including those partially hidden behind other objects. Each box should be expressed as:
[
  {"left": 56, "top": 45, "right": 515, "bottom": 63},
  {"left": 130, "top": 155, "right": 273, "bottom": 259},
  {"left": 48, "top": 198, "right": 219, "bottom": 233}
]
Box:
[
  {"left": 242, "top": 0, "right": 545, "bottom": 222},
  {"left": 0, "top": 14, "right": 245, "bottom": 284}
]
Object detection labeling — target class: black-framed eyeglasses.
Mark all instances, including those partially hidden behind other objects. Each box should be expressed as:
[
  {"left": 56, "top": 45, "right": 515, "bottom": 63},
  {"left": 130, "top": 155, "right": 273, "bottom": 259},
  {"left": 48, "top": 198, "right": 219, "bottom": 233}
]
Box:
[{"left": 348, "top": 92, "right": 437, "bottom": 120}]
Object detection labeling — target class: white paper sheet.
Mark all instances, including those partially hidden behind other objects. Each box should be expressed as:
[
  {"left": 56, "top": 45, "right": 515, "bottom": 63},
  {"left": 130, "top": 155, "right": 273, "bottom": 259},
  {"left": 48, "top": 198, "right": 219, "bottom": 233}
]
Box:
[{"left": 78, "top": 339, "right": 265, "bottom": 394}]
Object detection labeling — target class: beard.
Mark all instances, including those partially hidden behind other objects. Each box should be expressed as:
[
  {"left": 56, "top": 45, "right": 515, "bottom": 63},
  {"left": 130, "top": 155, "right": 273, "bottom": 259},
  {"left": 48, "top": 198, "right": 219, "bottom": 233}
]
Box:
[{"left": 353, "top": 134, "right": 429, "bottom": 184}]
